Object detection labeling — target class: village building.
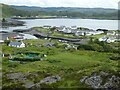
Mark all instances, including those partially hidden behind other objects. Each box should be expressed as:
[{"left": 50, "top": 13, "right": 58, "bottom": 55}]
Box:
[
  {"left": 107, "top": 31, "right": 116, "bottom": 36},
  {"left": 0, "top": 40, "right": 4, "bottom": 44},
  {"left": 75, "top": 30, "right": 103, "bottom": 36},
  {"left": 13, "top": 35, "right": 24, "bottom": 40},
  {"left": 99, "top": 36, "right": 117, "bottom": 43},
  {"left": 9, "top": 42, "right": 25, "bottom": 48},
  {"left": 43, "top": 42, "right": 55, "bottom": 47}
]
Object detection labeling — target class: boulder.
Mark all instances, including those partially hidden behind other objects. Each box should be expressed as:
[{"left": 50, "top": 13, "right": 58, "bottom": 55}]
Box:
[
  {"left": 85, "top": 75, "right": 102, "bottom": 88},
  {"left": 24, "top": 81, "right": 35, "bottom": 89},
  {"left": 40, "top": 75, "right": 61, "bottom": 84},
  {"left": 80, "top": 72, "right": 120, "bottom": 89}
]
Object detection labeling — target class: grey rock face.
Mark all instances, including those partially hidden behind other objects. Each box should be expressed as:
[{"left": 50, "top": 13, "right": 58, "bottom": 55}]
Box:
[
  {"left": 80, "top": 76, "right": 88, "bottom": 83},
  {"left": 85, "top": 75, "right": 102, "bottom": 88},
  {"left": 6, "top": 72, "right": 35, "bottom": 88},
  {"left": 24, "top": 81, "right": 35, "bottom": 89},
  {"left": 40, "top": 75, "right": 61, "bottom": 84},
  {"left": 6, "top": 72, "right": 27, "bottom": 82},
  {"left": 80, "top": 72, "right": 120, "bottom": 89},
  {"left": 5, "top": 72, "right": 61, "bottom": 89}
]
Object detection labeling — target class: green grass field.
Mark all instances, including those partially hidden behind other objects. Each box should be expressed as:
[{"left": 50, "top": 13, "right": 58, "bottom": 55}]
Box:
[
  {"left": 32, "top": 27, "right": 49, "bottom": 33},
  {"left": 1, "top": 38, "right": 119, "bottom": 88},
  {"left": 2, "top": 49, "right": 118, "bottom": 88}
]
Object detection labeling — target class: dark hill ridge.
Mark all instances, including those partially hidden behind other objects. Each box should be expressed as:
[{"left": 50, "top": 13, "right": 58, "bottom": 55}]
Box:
[
  {"left": 1, "top": 3, "right": 33, "bottom": 18},
  {"left": 1, "top": 3, "right": 118, "bottom": 20},
  {"left": 12, "top": 5, "right": 117, "bottom": 12}
]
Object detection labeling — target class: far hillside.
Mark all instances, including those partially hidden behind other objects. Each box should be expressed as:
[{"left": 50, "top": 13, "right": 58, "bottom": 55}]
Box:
[
  {"left": 1, "top": 3, "right": 118, "bottom": 20},
  {"left": 1, "top": 3, "right": 37, "bottom": 18},
  {"left": 12, "top": 5, "right": 118, "bottom": 20}
]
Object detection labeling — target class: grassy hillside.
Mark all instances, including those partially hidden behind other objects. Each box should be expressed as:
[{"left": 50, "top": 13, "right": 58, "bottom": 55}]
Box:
[
  {"left": 1, "top": 3, "right": 34, "bottom": 18},
  {"left": 12, "top": 5, "right": 117, "bottom": 12},
  {"left": 12, "top": 5, "right": 118, "bottom": 20},
  {"left": 2, "top": 41, "right": 119, "bottom": 88},
  {"left": 1, "top": 3, "right": 118, "bottom": 19}
]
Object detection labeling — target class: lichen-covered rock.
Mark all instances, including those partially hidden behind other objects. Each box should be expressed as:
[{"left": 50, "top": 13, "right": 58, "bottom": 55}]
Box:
[
  {"left": 102, "top": 75, "right": 120, "bottom": 89},
  {"left": 40, "top": 75, "right": 61, "bottom": 84},
  {"left": 3, "top": 72, "right": 42, "bottom": 89},
  {"left": 7, "top": 72, "right": 26, "bottom": 82},
  {"left": 24, "top": 81, "right": 35, "bottom": 89},
  {"left": 80, "top": 76, "right": 88, "bottom": 83},
  {"left": 85, "top": 75, "right": 102, "bottom": 88},
  {"left": 80, "top": 72, "right": 120, "bottom": 89}
]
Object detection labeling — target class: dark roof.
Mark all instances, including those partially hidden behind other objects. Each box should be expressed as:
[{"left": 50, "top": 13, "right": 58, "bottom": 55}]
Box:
[
  {"left": 9, "top": 42, "right": 23, "bottom": 46},
  {"left": 72, "top": 41, "right": 88, "bottom": 45},
  {"left": 97, "top": 29, "right": 108, "bottom": 31},
  {"left": 1, "top": 32, "right": 18, "bottom": 40}
]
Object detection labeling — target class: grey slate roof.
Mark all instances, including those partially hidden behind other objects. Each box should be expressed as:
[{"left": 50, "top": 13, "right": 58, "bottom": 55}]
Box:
[
  {"left": 43, "top": 42, "right": 54, "bottom": 47},
  {"left": 9, "top": 42, "right": 23, "bottom": 46}
]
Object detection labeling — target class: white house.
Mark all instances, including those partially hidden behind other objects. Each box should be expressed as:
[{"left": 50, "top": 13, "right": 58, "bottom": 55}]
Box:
[
  {"left": 99, "top": 36, "right": 116, "bottom": 43},
  {"left": 75, "top": 30, "right": 103, "bottom": 36},
  {"left": 75, "top": 31, "right": 85, "bottom": 36},
  {"left": 9, "top": 42, "right": 25, "bottom": 48},
  {"left": 0, "top": 40, "right": 4, "bottom": 44},
  {"left": 13, "top": 35, "right": 24, "bottom": 40},
  {"left": 99, "top": 36, "right": 107, "bottom": 42},
  {"left": 90, "top": 31, "right": 103, "bottom": 35},
  {"left": 63, "top": 28, "right": 72, "bottom": 34},
  {"left": 106, "top": 37, "right": 116, "bottom": 43},
  {"left": 107, "top": 31, "right": 116, "bottom": 36}
]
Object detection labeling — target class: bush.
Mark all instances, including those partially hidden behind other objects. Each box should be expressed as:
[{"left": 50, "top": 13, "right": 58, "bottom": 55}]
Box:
[
  {"left": 77, "top": 44, "right": 93, "bottom": 51},
  {"left": 4, "top": 40, "right": 10, "bottom": 45},
  {"left": 78, "top": 42, "right": 113, "bottom": 52},
  {"left": 91, "top": 44, "right": 103, "bottom": 52},
  {"left": 102, "top": 44, "right": 113, "bottom": 52},
  {"left": 13, "top": 57, "right": 41, "bottom": 62},
  {"left": 110, "top": 54, "right": 120, "bottom": 61}
]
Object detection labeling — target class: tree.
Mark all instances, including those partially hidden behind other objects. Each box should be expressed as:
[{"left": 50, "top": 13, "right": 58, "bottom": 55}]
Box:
[
  {"left": 4, "top": 40, "right": 10, "bottom": 45},
  {"left": 2, "top": 18, "right": 6, "bottom": 22},
  {"left": 91, "top": 44, "right": 103, "bottom": 52},
  {"left": 84, "top": 32, "right": 86, "bottom": 36},
  {"left": 103, "top": 30, "right": 108, "bottom": 35},
  {"left": 89, "top": 37, "right": 94, "bottom": 44},
  {"left": 77, "top": 44, "right": 93, "bottom": 50}
]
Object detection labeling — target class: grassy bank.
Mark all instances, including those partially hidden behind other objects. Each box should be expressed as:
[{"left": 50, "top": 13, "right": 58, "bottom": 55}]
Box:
[{"left": 2, "top": 41, "right": 119, "bottom": 88}]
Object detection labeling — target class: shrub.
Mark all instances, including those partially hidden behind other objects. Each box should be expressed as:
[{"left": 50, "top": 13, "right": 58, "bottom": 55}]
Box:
[
  {"left": 110, "top": 54, "right": 120, "bottom": 61},
  {"left": 91, "top": 44, "right": 103, "bottom": 52},
  {"left": 77, "top": 44, "right": 93, "bottom": 51},
  {"left": 4, "top": 40, "right": 10, "bottom": 45}
]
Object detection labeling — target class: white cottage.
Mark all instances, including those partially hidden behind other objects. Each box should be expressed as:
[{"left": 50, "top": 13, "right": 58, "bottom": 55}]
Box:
[
  {"left": 75, "top": 31, "right": 85, "bottom": 36},
  {"left": 9, "top": 42, "right": 25, "bottom": 48}
]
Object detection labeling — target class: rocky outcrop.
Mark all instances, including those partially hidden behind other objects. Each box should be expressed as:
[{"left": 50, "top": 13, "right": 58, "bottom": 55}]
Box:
[
  {"left": 5, "top": 72, "right": 61, "bottom": 89},
  {"left": 40, "top": 75, "right": 61, "bottom": 84},
  {"left": 1, "top": 19, "right": 25, "bottom": 27},
  {"left": 6, "top": 72, "right": 28, "bottom": 82},
  {"left": 80, "top": 71, "right": 120, "bottom": 89},
  {"left": 5, "top": 72, "right": 37, "bottom": 88}
]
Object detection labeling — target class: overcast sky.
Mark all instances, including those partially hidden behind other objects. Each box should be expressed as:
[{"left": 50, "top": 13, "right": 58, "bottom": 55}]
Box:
[{"left": 0, "top": 0, "right": 120, "bottom": 9}]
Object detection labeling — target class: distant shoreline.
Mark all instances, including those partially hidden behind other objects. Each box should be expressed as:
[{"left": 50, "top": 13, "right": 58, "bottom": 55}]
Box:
[
  {"left": 11, "top": 17, "right": 118, "bottom": 20},
  {"left": 1, "top": 18, "right": 117, "bottom": 31}
]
